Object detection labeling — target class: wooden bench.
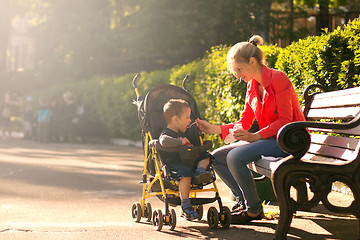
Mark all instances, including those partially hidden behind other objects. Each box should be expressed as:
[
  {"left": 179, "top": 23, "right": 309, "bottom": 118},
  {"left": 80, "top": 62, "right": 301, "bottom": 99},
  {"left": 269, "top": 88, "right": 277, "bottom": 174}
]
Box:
[{"left": 248, "top": 84, "right": 360, "bottom": 240}]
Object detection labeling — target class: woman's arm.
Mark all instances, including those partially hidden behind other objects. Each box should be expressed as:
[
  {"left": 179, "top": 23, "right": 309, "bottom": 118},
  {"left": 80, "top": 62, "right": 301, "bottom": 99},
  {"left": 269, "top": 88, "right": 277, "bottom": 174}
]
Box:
[{"left": 195, "top": 119, "right": 222, "bottom": 135}]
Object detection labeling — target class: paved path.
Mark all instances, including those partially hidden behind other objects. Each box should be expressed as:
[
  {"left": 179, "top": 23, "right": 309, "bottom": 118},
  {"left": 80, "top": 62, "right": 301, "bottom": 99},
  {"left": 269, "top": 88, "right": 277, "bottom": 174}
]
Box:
[{"left": 0, "top": 138, "right": 357, "bottom": 240}]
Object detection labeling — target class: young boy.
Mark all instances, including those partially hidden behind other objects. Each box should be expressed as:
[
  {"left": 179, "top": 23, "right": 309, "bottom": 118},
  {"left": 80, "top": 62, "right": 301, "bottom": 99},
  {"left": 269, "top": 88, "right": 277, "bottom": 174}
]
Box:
[{"left": 159, "top": 99, "right": 212, "bottom": 220}]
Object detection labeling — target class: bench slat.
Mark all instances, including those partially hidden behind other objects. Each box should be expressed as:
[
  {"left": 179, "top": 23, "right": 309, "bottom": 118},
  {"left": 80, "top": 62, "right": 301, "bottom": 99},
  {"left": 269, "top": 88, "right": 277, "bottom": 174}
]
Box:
[
  {"left": 310, "top": 133, "right": 359, "bottom": 150},
  {"left": 311, "top": 86, "right": 360, "bottom": 107},
  {"left": 307, "top": 107, "right": 360, "bottom": 120},
  {"left": 308, "top": 143, "right": 357, "bottom": 161},
  {"left": 309, "top": 124, "right": 360, "bottom": 136},
  {"left": 311, "top": 93, "right": 360, "bottom": 109},
  {"left": 302, "top": 153, "right": 346, "bottom": 164}
]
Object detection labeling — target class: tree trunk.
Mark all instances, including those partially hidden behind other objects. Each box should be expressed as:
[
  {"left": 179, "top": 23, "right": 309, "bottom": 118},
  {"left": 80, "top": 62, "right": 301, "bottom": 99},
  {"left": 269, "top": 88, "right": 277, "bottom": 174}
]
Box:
[
  {"left": 289, "top": 0, "right": 294, "bottom": 42},
  {"left": 253, "top": 0, "right": 273, "bottom": 41},
  {"left": 316, "top": 0, "right": 330, "bottom": 35},
  {"left": 0, "top": 0, "right": 12, "bottom": 88}
]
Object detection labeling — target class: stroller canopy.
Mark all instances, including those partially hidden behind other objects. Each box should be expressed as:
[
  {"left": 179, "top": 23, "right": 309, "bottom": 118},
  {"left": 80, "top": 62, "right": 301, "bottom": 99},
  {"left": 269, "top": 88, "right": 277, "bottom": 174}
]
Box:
[{"left": 137, "top": 84, "right": 201, "bottom": 140}]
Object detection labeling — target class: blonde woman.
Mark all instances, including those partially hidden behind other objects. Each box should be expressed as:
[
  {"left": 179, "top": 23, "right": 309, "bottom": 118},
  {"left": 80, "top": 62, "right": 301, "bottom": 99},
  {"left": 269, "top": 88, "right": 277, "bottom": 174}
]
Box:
[{"left": 196, "top": 35, "right": 305, "bottom": 223}]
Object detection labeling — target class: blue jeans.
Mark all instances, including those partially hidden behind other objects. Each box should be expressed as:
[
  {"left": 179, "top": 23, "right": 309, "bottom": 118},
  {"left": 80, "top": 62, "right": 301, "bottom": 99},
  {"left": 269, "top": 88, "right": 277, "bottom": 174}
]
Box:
[{"left": 211, "top": 138, "right": 288, "bottom": 214}]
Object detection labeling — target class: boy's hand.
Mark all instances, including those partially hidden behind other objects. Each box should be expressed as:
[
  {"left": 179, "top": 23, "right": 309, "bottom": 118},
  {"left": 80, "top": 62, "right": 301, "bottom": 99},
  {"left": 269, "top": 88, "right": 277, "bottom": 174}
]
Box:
[{"left": 181, "top": 137, "right": 192, "bottom": 146}]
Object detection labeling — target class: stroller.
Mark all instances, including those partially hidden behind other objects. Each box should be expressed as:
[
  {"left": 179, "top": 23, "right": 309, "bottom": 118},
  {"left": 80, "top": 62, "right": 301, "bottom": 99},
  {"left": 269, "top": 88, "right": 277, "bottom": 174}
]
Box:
[{"left": 131, "top": 73, "right": 231, "bottom": 231}]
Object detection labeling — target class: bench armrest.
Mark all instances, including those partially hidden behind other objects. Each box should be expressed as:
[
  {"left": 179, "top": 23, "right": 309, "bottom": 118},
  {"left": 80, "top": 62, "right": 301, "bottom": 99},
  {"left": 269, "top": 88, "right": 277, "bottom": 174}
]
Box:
[
  {"left": 277, "top": 115, "right": 360, "bottom": 158},
  {"left": 277, "top": 122, "right": 311, "bottom": 158}
]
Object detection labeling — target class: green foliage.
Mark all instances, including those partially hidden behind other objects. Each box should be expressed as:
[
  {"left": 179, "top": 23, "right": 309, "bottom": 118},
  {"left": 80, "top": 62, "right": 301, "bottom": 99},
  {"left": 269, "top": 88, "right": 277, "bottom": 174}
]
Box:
[
  {"left": 260, "top": 44, "right": 282, "bottom": 68},
  {"left": 29, "top": 69, "right": 170, "bottom": 141},
  {"left": 80, "top": 69, "right": 170, "bottom": 140},
  {"left": 276, "top": 17, "right": 360, "bottom": 95},
  {"left": 28, "top": 17, "right": 360, "bottom": 146},
  {"left": 4, "top": 0, "right": 265, "bottom": 92},
  {"left": 169, "top": 45, "right": 246, "bottom": 146},
  {"left": 201, "top": 45, "right": 246, "bottom": 125},
  {"left": 275, "top": 36, "right": 324, "bottom": 96},
  {"left": 341, "top": 17, "right": 360, "bottom": 86},
  {"left": 169, "top": 59, "right": 206, "bottom": 111}
]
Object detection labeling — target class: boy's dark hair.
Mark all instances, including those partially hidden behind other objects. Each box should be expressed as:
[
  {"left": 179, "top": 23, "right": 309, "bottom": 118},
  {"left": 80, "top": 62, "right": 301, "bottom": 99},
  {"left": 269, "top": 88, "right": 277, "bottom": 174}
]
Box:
[{"left": 163, "top": 99, "right": 190, "bottom": 124}]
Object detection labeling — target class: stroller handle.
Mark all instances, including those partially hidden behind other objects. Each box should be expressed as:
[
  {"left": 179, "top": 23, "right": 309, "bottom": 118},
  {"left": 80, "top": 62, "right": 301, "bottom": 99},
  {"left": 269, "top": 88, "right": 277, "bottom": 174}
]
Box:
[
  {"left": 133, "top": 73, "right": 141, "bottom": 89},
  {"left": 133, "top": 73, "right": 141, "bottom": 97},
  {"left": 182, "top": 75, "right": 190, "bottom": 91}
]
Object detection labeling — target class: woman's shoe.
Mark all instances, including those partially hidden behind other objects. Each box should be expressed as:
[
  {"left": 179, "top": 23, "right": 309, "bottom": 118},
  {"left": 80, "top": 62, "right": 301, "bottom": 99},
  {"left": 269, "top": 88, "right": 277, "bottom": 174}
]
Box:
[
  {"left": 231, "top": 210, "right": 265, "bottom": 224},
  {"left": 181, "top": 204, "right": 199, "bottom": 221},
  {"left": 232, "top": 199, "right": 245, "bottom": 212}
]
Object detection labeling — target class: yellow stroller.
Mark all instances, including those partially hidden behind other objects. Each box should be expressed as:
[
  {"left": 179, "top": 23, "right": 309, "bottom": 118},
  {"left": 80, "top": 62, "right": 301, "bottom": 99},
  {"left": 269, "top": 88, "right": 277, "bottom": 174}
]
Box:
[{"left": 131, "top": 73, "right": 231, "bottom": 231}]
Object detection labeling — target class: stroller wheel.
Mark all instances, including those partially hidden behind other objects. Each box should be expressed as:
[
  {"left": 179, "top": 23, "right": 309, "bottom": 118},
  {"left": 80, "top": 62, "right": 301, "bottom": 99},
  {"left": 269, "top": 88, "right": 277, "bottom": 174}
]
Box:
[
  {"left": 195, "top": 205, "right": 203, "bottom": 220},
  {"left": 207, "top": 207, "right": 219, "bottom": 229},
  {"left": 131, "top": 202, "right": 142, "bottom": 223},
  {"left": 167, "top": 208, "right": 177, "bottom": 231},
  {"left": 145, "top": 202, "right": 152, "bottom": 222},
  {"left": 152, "top": 209, "right": 164, "bottom": 231},
  {"left": 219, "top": 206, "right": 231, "bottom": 229}
]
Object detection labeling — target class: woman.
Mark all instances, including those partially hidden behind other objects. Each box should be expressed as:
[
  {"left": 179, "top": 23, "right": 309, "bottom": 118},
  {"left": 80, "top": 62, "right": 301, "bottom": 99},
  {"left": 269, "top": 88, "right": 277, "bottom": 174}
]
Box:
[{"left": 196, "top": 35, "right": 305, "bottom": 223}]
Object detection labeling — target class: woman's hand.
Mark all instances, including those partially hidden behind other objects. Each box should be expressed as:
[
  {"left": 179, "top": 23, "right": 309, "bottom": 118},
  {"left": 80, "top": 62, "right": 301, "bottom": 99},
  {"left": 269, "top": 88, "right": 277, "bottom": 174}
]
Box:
[
  {"left": 233, "top": 129, "right": 262, "bottom": 143},
  {"left": 195, "top": 118, "right": 222, "bottom": 134}
]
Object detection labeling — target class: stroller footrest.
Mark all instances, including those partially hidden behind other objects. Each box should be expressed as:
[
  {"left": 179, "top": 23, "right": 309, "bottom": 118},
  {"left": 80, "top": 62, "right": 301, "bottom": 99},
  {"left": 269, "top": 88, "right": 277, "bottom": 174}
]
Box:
[
  {"left": 139, "top": 174, "right": 147, "bottom": 184},
  {"left": 190, "top": 197, "right": 219, "bottom": 205},
  {"left": 166, "top": 196, "right": 219, "bottom": 206}
]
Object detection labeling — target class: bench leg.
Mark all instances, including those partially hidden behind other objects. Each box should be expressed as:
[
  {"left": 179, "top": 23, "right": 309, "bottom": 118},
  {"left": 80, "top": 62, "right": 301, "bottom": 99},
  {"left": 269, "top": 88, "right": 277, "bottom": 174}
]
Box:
[
  {"left": 358, "top": 216, "right": 360, "bottom": 240},
  {"left": 274, "top": 200, "right": 293, "bottom": 240},
  {"left": 292, "top": 180, "right": 310, "bottom": 210},
  {"left": 274, "top": 182, "right": 294, "bottom": 240}
]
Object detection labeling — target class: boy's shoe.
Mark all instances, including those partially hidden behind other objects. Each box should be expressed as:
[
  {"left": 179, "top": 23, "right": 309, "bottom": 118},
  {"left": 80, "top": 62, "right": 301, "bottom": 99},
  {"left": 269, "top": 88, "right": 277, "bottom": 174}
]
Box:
[
  {"left": 193, "top": 171, "right": 212, "bottom": 185},
  {"left": 181, "top": 204, "right": 199, "bottom": 221}
]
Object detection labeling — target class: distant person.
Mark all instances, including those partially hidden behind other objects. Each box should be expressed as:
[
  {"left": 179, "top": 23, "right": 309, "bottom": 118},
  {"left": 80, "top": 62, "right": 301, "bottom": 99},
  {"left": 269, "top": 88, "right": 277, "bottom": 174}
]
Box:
[
  {"left": 48, "top": 97, "right": 62, "bottom": 142},
  {"left": 37, "top": 97, "right": 51, "bottom": 143},
  {"left": 1, "top": 91, "right": 22, "bottom": 138},
  {"left": 59, "top": 91, "right": 78, "bottom": 142},
  {"left": 23, "top": 96, "right": 35, "bottom": 139}
]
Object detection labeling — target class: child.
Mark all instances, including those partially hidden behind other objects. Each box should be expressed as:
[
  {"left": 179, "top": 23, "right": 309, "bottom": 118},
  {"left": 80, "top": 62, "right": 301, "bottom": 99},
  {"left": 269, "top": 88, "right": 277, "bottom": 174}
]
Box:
[{"left": 159, "top": 99, "right": 212, "bottom": 221}]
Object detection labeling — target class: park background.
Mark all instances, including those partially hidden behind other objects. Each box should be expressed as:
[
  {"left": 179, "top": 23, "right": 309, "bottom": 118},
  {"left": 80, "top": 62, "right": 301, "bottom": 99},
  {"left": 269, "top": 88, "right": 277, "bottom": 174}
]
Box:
[{"left": 0, "top": 0, "right": 360, "bottom": 144}]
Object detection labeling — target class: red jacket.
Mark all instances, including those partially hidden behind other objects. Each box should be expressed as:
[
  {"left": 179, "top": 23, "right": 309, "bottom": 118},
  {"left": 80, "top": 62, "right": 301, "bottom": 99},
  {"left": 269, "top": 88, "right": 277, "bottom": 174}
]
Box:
[{"left": 220, "top": 65, "right": 305, "bottom": 140}]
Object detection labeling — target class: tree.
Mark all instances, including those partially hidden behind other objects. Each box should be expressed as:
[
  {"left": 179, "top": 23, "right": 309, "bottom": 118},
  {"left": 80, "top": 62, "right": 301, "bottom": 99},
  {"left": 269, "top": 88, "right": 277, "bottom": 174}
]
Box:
[
  {"left": 121, "top": 0, "right": 229, "bottom": 71},
  {"left": 317, "top": 0, "right": 330, "bottom": 35},
  {"left": 295, "top": 0, "right": 351, "bottom": 35},
  {"left": 0, "top": 0, "right": 19, "bottom": 89},
  {"left": 246, "top": 0, "right": 273, "bottom": 40},
  {"left": 32, "top": 0, "right": 115, "bottom": 84},
  {"left": 3, "top": 0, "right": 304, "bottom": 92},
  {"left": 117, "top": 0, "right": 276, "bottom": 71},
  {"left": 20, "top": 0, "right": 259, "bottom": 87}
]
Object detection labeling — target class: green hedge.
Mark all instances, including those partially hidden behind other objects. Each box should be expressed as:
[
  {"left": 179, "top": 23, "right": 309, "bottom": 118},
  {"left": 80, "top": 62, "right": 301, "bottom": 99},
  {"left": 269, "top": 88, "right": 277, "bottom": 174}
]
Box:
[
  {"left": 276, "top": 17, "right": 360, "bottom": 95},
  {"left": 30, "top": 70, "right": 171, "bottom": 141},
  {"left": 30, "top": 17, "right": 360, "bottom": 144}
]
